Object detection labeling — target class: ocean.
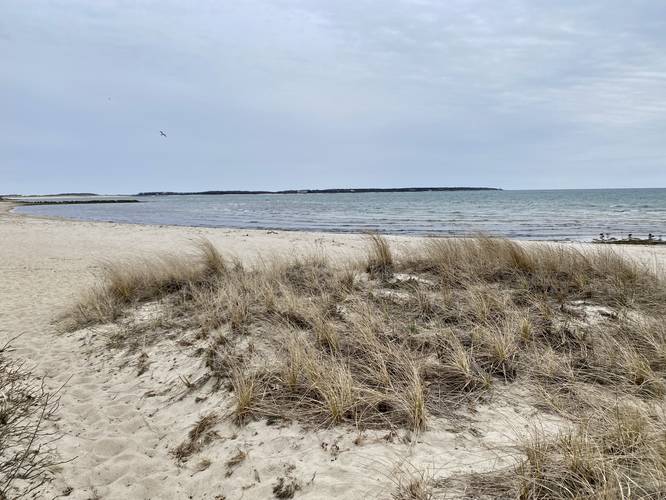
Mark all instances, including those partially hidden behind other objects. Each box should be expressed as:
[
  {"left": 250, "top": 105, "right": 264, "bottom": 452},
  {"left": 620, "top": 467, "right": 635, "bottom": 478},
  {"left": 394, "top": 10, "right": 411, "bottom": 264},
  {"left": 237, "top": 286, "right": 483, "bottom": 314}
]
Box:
[{"left": 12, "top": 188, "right": 666, "bottom": 241}]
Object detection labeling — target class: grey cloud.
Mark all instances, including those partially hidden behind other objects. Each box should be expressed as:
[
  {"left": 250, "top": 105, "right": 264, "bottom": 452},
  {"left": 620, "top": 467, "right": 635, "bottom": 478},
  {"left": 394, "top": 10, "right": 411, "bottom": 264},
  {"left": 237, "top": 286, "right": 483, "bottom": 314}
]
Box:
[{"left": 1, "top": 0, "right": 665, "bottom": 193}]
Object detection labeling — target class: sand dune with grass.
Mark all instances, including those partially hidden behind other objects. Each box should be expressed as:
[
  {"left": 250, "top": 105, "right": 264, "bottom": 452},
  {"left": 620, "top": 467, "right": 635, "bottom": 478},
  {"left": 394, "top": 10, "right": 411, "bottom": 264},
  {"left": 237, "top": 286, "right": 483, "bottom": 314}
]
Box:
[{"left": 1, "top": 201, "right": 666, "bottom": 499}]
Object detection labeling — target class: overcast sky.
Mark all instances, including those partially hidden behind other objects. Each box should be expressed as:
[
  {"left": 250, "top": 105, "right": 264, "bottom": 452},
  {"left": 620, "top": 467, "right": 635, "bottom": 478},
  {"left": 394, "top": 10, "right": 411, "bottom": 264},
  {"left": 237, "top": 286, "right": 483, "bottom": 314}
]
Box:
[{"left": 2, "top": 0, "right": 666, "bottom": 194}]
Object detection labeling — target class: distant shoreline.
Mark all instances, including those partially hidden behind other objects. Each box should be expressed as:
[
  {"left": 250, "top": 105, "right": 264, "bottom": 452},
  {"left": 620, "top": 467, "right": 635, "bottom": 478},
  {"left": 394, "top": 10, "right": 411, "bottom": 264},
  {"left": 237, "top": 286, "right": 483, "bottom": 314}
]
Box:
[
  {"left": 0, "top": 192, "right": 100, "bottom": 198},
  {"left": 136, "top": 187, "right": 501, "bottom": 196},
  {"left": 4, "top": 199, "right": 139, "bottom": 206}
]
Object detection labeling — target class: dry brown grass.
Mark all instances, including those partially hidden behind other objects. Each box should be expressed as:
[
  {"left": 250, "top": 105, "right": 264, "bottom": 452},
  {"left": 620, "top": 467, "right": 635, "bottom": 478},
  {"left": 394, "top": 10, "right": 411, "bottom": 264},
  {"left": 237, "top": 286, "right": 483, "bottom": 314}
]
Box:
[
  {"left": 64, "top": 239, "right": 227, "bottom": 330},
  {"left": 0, "top": 340, "right": 64, "bottom": 498},
  {"left": 67, "top": 236, "right": 666, "bottom": 494},
  {"left": 171, "top": 412, "right": 219, "bottom": 461},
  {"left": 225, "top": 448, "right": 247, "bottom": 477},
  {"left": 468, "top": 403, "right": 666, "bottom": 499},
  {"left": 366, "top": 232, "right": 394, "bottom": 278},
  {"left": 408, "top": 237, "right": 663, "bottom": 311},
  {"left": 229, "top": 368, "right": 261, "bottom": 425},
  {"left": 388, "top": 461, "right": 446, "bottom": 500}
]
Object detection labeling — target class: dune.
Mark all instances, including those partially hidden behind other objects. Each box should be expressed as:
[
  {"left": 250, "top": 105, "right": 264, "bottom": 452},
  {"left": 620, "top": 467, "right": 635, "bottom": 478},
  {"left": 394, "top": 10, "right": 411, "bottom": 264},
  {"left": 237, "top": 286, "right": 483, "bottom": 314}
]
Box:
[{"left": 1, "top": 200, "right": 665, "bottom": 499}]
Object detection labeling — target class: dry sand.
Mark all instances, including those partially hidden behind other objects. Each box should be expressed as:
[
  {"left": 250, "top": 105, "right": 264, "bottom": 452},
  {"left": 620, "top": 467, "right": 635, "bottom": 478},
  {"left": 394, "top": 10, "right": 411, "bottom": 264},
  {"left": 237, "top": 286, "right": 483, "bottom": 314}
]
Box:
[{"left": 1, "top": 200, "right": 665, "bottom": 499}]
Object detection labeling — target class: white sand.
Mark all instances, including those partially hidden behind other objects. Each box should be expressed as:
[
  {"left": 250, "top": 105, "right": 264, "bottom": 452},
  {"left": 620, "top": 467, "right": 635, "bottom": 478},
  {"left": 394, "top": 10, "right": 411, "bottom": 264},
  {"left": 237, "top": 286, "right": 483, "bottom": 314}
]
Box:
[{"left": 1, "top": 201, "right": 664, "bottom": 499}]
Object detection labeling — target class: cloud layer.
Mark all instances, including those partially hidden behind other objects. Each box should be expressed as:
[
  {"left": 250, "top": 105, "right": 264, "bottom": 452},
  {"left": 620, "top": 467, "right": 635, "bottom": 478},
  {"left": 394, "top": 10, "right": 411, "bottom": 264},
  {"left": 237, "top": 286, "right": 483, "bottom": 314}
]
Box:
[{"left": 2, "top": 0, "right": 665, "bottom": 193}]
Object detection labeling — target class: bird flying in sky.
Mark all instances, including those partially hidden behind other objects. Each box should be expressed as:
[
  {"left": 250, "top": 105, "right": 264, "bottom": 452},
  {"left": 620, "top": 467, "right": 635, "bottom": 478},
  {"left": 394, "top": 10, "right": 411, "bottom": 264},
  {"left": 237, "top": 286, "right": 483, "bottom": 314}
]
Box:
[{"left": 160, "top": 130, "right": 167, "bottom": 138}]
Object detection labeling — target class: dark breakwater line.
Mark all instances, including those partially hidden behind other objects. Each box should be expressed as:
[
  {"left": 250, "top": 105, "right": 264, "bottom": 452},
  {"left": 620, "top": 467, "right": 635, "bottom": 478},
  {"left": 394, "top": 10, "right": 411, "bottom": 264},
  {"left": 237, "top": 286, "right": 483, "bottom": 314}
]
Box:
[{"left": 14, "top": 199, "right": 140, "bottom": 206}]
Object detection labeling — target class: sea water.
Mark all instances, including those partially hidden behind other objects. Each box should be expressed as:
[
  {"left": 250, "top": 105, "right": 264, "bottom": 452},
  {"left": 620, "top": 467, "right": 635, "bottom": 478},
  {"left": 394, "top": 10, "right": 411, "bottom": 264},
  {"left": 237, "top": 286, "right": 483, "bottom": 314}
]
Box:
[{"left": 13, "top": 188, "right": 666, "bottom": 241}]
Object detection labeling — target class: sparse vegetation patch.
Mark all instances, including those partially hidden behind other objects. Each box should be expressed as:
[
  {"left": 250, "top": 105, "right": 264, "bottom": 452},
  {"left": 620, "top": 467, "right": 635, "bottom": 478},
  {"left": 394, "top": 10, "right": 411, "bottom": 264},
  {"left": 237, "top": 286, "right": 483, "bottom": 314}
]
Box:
[
  {"left": 0, "top": 340, "right": 63, "bottom": 499},
  {"left": 65, "top": 235, "right": 666, "bottom": 495}
]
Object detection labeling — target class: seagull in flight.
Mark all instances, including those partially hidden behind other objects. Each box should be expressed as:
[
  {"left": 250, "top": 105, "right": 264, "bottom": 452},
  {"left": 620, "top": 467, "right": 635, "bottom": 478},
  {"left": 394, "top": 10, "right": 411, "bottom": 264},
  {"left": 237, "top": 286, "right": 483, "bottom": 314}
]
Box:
[{"left": 160, "top": 130, "right": 167, "bottom": 138}]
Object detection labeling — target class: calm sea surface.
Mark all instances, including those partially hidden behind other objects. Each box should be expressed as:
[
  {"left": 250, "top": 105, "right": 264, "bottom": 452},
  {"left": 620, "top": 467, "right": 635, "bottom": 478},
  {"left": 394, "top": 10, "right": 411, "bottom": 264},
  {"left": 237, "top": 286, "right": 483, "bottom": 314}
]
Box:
[{"left": 13, "top": 189, "right": 666, "bottom": 241}]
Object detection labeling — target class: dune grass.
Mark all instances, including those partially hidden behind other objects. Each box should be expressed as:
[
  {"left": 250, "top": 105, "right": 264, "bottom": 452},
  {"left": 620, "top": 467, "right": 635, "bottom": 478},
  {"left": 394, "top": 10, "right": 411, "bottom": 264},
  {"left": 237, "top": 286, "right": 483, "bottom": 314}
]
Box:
[
  {"left": 468, "top": 402, "right": 666, "bottom": 498},
  {"left": 64, "top": 238, "right": 227, "bottom": 329},
  {"left": 0, "top": 341, "right": 62, "bottom": 498},
  {"left": 66, "top": 235, "right": 666, "bottom": 496}
]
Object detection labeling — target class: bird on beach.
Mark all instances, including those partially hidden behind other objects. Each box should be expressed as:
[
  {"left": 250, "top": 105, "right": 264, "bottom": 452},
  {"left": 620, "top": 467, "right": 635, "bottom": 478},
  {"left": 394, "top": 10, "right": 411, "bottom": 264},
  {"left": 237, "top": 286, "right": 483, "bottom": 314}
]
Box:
[{"left": 160, "top": 131, "right": 167, "bottom": 138}]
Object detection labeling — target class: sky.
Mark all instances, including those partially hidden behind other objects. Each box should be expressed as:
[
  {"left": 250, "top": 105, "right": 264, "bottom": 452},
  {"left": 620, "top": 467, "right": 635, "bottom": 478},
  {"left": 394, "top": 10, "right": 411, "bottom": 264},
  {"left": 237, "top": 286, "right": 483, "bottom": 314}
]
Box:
[{"left": 2, "top": 0, "right": 666, "bottom": 194}]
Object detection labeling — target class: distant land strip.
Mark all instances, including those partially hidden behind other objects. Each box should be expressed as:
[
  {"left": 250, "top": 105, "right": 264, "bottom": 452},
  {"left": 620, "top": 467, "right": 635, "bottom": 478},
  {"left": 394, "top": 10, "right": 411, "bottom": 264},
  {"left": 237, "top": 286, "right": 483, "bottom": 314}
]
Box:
[
  {"left": 136, "top": 187, "right": 501, "bottom": 196},
  {"left": 1, "top": 193, "right": 100, "bottom": 198},
  {"left": 12, "top": 199, "right": 140, "bottom": 206}
]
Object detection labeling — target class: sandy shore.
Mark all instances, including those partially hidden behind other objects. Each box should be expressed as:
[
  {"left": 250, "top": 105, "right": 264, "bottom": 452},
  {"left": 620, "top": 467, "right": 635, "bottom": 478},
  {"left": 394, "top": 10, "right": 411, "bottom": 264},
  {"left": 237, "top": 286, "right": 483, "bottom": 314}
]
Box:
[{"left": 1, "top": 200, "right": 665, "bottom": 499}]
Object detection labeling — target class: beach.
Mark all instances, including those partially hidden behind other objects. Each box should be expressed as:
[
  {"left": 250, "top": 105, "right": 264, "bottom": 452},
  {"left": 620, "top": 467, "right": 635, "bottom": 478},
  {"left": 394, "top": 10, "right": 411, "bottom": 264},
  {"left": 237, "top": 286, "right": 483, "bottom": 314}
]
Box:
[
  {"left": 1, "top": 200, "right": 665, "bottom": 499},
  {"left": 5, "top": 0, "right": 666, "bottom": 496}
]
